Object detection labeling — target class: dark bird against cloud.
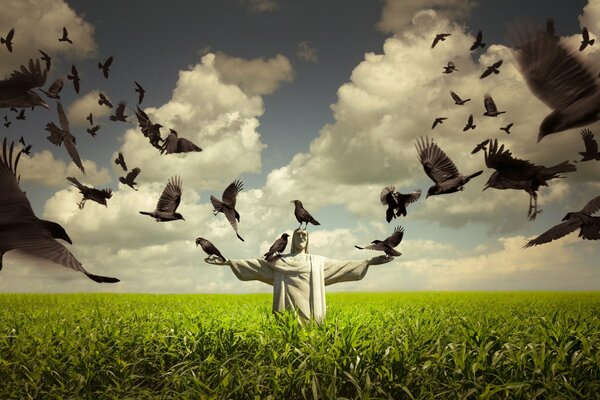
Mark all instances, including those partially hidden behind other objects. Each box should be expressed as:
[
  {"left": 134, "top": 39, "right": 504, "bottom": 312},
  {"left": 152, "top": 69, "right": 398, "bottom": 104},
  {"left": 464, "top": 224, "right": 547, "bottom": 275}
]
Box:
[
  {"left": 98, "top": 56, "right": 113, "bottom": 78},
  {"left": 59, "top": 27, "right": 73, "bottom": 44},
  {"left": 1, "top": 28, "right": 15, "bottom": 52},
  {"left": 471, "top": 139, "right": 490, "bottom": 155},
  {"left": 119, "top": 167, "right": 141, "bottom": 191},
  {"left": 134, "top": 107, "right": 163, "bottom": 150},
  {"left": 45, "top": 101, "right": 85, "bottom": 174},
  {"left": 355, "top": 226, "right": 404, "bottom": 257},
  {"left": 450, "top": 90, "right": 470, "bottom": 105},
  {"left": 38, "top": 49, "right": 51, "bottom": 72},
  {"left": 114, "top": 152, "right": 128, "bottom": 171},
  {"left": 483, "top": 94, "right": 505, "bottom": 117},
  {"left": 0, "top": 59, "right": 49, "bottom": 110},
  {"left": 380, "top": 186, "right": 421, "bottom": 222},
  {"left": 443, "top": 61, "right": 458, "bottom": 74},
  {"left": 160, "top": 129, "right": 202, "bottom": 154},
  {"left": 480, "top": 59, "right": 503, "bottom": 79},
  {"left": 431, "top": 33, "right": 451, "bottom": 48},
  {"left": 264, "top": 233, "right": 289, "bottom": 261},
  {"left": 67, "top": 177, "right": 112, "bottom": 209},
  {"left": 109, "top": 101, "right": 128, "bottom": 122},
  {"left": 98, "top": 93, "right": 113, "bottom": 108},
  {"left": 579, "top": 129, "right": 600, "bottom": 161},
  {"left": 134, "top": 81, "right": 145, "bottom": 104},
  {"left": 67, "top": 65, "right": 80, "bottom": 94},
  {"left": 500, "top": 123, "right": 513, "bottom": 134},
  {"left": 211, "top": 180, "right": 244, "bottom": 241},
  {"left": 463, "top": 114, "right": 476, "bottom": 131},
  {"left": 139, "top": 176, "right": 185, "bottom": 222},
  {"left": 432, "top": 117, "right": 447, "bottom": 129},
  {"left": 196, "top": 237, "right": 226, "bottom": 262},
  {"left": 470, "top": 30, "right": 486, "bottom": 51},
  {"left": 579, "top": 27, "right": 595, "bottom": 51}
]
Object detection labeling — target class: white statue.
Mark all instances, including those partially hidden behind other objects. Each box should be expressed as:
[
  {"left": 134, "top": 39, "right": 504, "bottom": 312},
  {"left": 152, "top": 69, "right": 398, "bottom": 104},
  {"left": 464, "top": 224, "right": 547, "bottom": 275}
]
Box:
[{"left": 205, "top": 228, "right": 393, "bottom": 323}]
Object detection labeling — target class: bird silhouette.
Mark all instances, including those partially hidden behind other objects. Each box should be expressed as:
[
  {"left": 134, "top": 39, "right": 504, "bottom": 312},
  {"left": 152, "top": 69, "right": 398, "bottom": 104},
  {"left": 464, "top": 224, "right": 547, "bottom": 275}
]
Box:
[
  {"left": 67, "top": 177, "right": 112, "bottom": 209},
  {"left": 134, "top": 81, "right": 145, "bottom": 104},
  {"left": 0, "top": 59, "right": 49, "bottom": 110},
  {"left": 471, "top": 139, "right": 490, "bottom": 155},
  {"left": 196, "top": 237, "right": 226, "bottom": 262},
  {"left": 291, "top": 200, "right": 320, "bottom": 229},
  {"left": 109, "top": 101, "right": 128, "bottom": 122},
  {"left": 98, "top": 93, "right": 113, "bottom": 108},
  {"left": 578, "top": 129, "right": 600, "bottom": 161},
  {"left": 16, "top": 110, "right": 25, "bottom": 121},
  {"left": 483, "top": 94, "right": 505, "bottom": 117},
  {"left": 114, "top": 152, "right": 128, "bottom": 171},
  {"left": 40, "top": 77, "right": 64, "bottom": 99},
  {"left": 380, "top": 187, "right": 421, "bottom": 222},
  {"left": 160, "top": 129, "right": 202, "bottom": 154},
  {"left": 579, "top": 27, "right": 595, "bottom": 51},
  {"left": 463, "top": 114, "right": 476, "bottom": 131},
  {"left": 443, "top": 61, "right": 458, "bottom": 74},
  {"left": 480, "top": 59, "right": 503, "bottom": 79},
  {"left": 67, "top": 65, "right": 80, "bottom": 94},
  {"left": 450, "top": 90, "right": 470, "bottom": 105},
  {"left": 416, "top": 136, "right": 483, "bottom": 197},
  {"left": 432, "top": 117, "right": 447, "bottom": 129},
  {"left": 119, "top": 167, "right": 141, "bottom": 191},
  {"left": 470, "top": 30, "right": 486, "bottom": 50},
  {"left": 139, "top": 176, "right": 185, "bottom": 222},
  {"left": 86, "top": 113, "right": 93, "bottom": 126},
  {"left": 59, "top": 27, "right": 73, "bottom": 44},
  {"left": 525, "top": 195, "right": 600, "bottom": 247},
  {"left": 18, "top": 136, "right": 32, "bottom": 156},
  {"left": 134, "top": 106, "right": 164, "bottom": 150},
  {"left": 86, "top": 125, "right": 100, "bottom": 137},
  {"left": 355, "top": 226, "right": 404, "bottom": 257},
  {"left": 98, "top": 56, "right": 113, "bottom": 78},
  {"left": 264, "top": 233, "right": 290, "bottom": 261},
  {"left": 500, "top": 123, "right": 513, "bottom": 134},
  {"left": 211, "top": 180, "right": 244, "bottom": 241},
  {"left": 1, "top": 28, "right": 15, "bottom": 52},
  {"left": 38, "top": 49, "right": 51, "bottom": 71},
  {"left": 45, "top": 101, "right": 85, "bottom": 174},
  {"left": 482, "top": 139, "right": 576, "bottom": 220},
  {"left": 0, "top": 138, "right": 118, "bottom": 283},
  {"left": 431, "top": 33, "right": 451, "bottom": 48}
]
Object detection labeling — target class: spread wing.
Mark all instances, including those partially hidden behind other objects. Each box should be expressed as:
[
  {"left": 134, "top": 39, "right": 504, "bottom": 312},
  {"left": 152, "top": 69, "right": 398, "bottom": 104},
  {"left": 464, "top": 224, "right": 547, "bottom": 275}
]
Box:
[
  {"left": 126, "top": 167, "right": 141, "bottom": 181},
  {"left": 134, "top": 106, "right": 153, "bottom": 135},
  {"left": 416, "top": 137, "right": 460, "bottom": 184},
  {"left": 484, "top": 94, "right": 498, "bottom": 113},
  {"left": 0, "top": 59, "right": 47, "bottom": 92},
  {"left": 484, "top": 139, "right": 534, "bottom": 174},
  {"left": 450, "top": 91, "right": 461, "bottom": 102},
  {"left": 396, "top": 190, "right": 421, "bottom": 205},
  {"left": 162, "top": 132, "right": 178, "bottom": 154},
  {"left": 115, "top": 101, "right": 126, "bottom": 117},
  {"left": 222, "top": 179, "right": 243, "bottom": 207},
  {"left": 581, "top": 195, "right": 600, "bottom": 215},
  {"left": 379, "top": 186, "right": 397, "bottom": 206},
  {"left": 0, "top": 138, "right": 34, "bottom": 219},
  {"left": 524, "top": 220, "right": 581, "bottom": 248},
  {"left": 45, "top": 123, "right": 63, "bottom": 146},
  {"left": 56, "top": 101, "right": 69, "bottom": 133},
  {"left": 156, "top": 176, "right": 182, "bottom": 213},
  {"left": 581, "top": 129, "right": 598, "bottom": 154},
  {"left": 63, "top": 135, "right": 85, "bottom": 174},
  {"left": 384, "top": 226, "right": 404, "bottom": 247},
  {"left": 511, "top": 26, "right": 599, "bottom": 111},
  {"left": 176, "top": 137, "right": 202, "bottom": 153}
]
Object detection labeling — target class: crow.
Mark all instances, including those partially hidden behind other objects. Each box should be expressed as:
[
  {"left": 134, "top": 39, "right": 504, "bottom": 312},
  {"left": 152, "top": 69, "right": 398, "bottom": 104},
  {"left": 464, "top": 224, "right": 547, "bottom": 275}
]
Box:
[
  {"left": 134, "top": 81, "right": 145, "bottom": 104},
  {"left": 196, "top": 237, "right": 226, "bottom": 262},
  {"left": 98, "top": 93, "right": 113, "bottom": 108},
  {"left": 431, "top": 33, "right": 451, "bottom": 48},
  {"left": 18, "top": 136, "right": 32, "bottom": 156},
  {"left": 470, "top": 30, "right": 485, "bottom": 50},
  {"left": 160, "top": 129, "right": 202, "bottom": 154},
  {"left": 59, "top": 27, "right": 73, "bottom": 44},
  {"left": 483, "top": 139, "right": 576, "bottom": 220},
  {"left": 98, "top": 56, "right": 113, "bottom": 78},
  {"left": 264, "top": 233, "right": 290, "bottom": 261},
  {"left": 443, "top": 61, "right": 458, "bottom": 74},
  {"left": 119, "top": 167, "right": 141, "bottom": 191},
  {"left": 579, "top": 129, "right": 600, "bottom": 161},
  {"left": 471, "top": 139, "right": 490, "bottom": 155},
  {"left": 500, "top": 123, "right": 513, "bottom": 134},
  {"left": 40, "top": 77, "right": 64, "bottom": 99},
  {"left": 416, "top": 136, "right": 483, "bottom": 197},
  {"left": 0, "top": 59, "right": 49, "bottom": 110},
  {"left": 1, "top": 28, "right": 14, "bottom": 52},
  {"left": 480, "top": 59, "right": 503, "bottom": 79},
  {"left": 134, "top": 106, "right": 163, "bottom": 150},
  {"left": 139, "top": 176, "right": 185, "bottom": 222},
  {"left": 463, "top": 114, "right": 476, "bottom": 131},
  {"left": 380, "top": 186, "right": 421, "bottom": 222},
  {"left": 86, "top": 125, "right": 100, "bottom": 137},
  {"left": 580, "top": 27, "right": 595, "bottom": 51},
  {"left": 211, "top": 180, "right": 244, "bottom": 241},
  {"left": 45, "top": 101, "right": 85, "bottom": 174},
  {"left": 432, "top": 117, "right": 447, "bottom": 129},
  {"left": 3, "top": 116, "right": 9, "bottom": 128},
  {"left": 114, "top": 152, "right": 128, "bottom": 171},
  {"left": 38, "top": 49, "right": 51, "bottom": 71},
  {"left": 86, "top": 113, "right": 93, "bottom": 126},
  {"left": 355, "top": 226, "right": 404, "bottom": 257},
  {"left": 67, "top": 177, "right": 112, "bottom": 209},
  {"left": 291, "top": 200, "right": 320, "bottom": 229},
  {"left": 109, "top": 101, "right": 128, "bottom": 122},
  {"left": 525, "top": 195, "right": 600, "bottom": 247},
  {"left": 0, "top": 138, "right": 118, "bottom": 282},
  {"left": 16, "top": 110, "right": 25, "bottom": 121},
  {"left": 483, "top": 94, "right": 505, "bottom": 117},
  {"left": 67, "top": 65, "right": 80, "bottom": 94},
  {"left": 450, "top": 90, "right": 470, "bottom": 105}
]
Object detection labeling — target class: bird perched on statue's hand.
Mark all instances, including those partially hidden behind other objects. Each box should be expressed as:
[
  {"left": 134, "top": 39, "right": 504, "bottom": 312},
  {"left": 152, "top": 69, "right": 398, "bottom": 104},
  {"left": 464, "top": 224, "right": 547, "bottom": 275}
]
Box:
[{"left": 196, "top": 237, "right": 226, "bottom": 262}]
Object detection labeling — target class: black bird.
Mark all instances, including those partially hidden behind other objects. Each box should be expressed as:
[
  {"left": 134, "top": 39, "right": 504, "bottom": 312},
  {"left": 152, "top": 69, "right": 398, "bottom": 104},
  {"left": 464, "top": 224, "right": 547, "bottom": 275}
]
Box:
[
  {"left": 443, "top": 61, "right": 458, "bottom": 74},
  {"left": 511, "top": 25, "right": 600, "bottom": 141},
  {"left": 380, "top": 186, "right": 421, "bottom": 222},
  {"left": 109, "top": 101, "right": 128, "bottom": 122},
  {"left": 500, "top": 123, "right": 514, "bottom": 134},
  {"left": 483, "top": 139, "right": 576, "bottom": 220},
  {"left": 67, "top": 177, "right": 112, "bottom": 209},
  {"left": 483, "top": 94, "right": 505, "bottom": 117},
  {"left": 134, "top": 81, "right": 145, "bottom": 104},
  {"left": 134, "top": 106, "right": 163, "bottom": 150},
  {"left": 196, "top": 237, "right": 226, "bottom": 262},
  {"left": 1, "top": 28, "right": 14, "bottom": 52},
  {"left": 580, "top": 27, "right": 594, "bottom": 51},
  {"left": 38, "top": 49, "right": 51, "bottom": 72},
  {"left": 115, "top": 152, "right": 128, "bottom": 171},
  {"left": 67, "top": 65, "right": 80, "bottom": 94},
  {"left": 3, "top": 116, "right": 9, "bottom": 129},
  {"left": 470, "top": 30, "right": 486, "bottom": 51},
  {"left": 9, "top": 107, "right": 17, "bottom": 113},
  {"left": 355, "top": 226, "right": 404, "bottom": 257},
  {"left": 264, "top": 233, "right": 290, "bottom": 261},
  {"left": 0, "top": 59, "right": 49, "bottom": 110},
  {"left": 471, "top": 139, "right": 490, "bottom": 155},
  {"left": 45, "top": 101, "right": 85, "bottom": 174},
  {"left": 161, "top": 129, "right": 202, "bottom": 154},
  {"left": 211, "top": 180, "right": 244, "bottom": 241},
  {"left": 432, "top": 117, "right": 447, "bottom": 129},
  {"left": 139, "top": 176, "right": 185, "bottom": 222},
  {"left": 98, "top": 56, "right": 113, "bottom": 78},
  {"left": 86, "top": 113, "right": 93, "bottom": 126},
  {"left": 86, "top": 125, "right": 100, "bottom": 137},
  {"left": 525, "top": 195, "right": 600, "bottom": 247},
  {"left": 59, "top": 27, "right": 73, "bottom": 44},
  {"left": 0, "top": 138, "right": 118, "bottom": 282},
  {"left": 480, "top": 59, "right": 503, "bottom": 79},
  {"left": 16, "top": 110, "right": 25, "bottom": 121},
  {"left": 40, "top": 77, "right": 63, "bottom": 99},
  {"left": 119, "top": 167, "right": 141, "bottom": 191},
  {"left": 416, "top": 136, "right": 483, "bottom": 197},
  {"left": 18, "top": 137, "right": 32, "bottom": 156},
  {"left": 431, "top": 33, "right": 451, "bottom": 48},
  {"left": 450, "top": 90, "right": 470, "bottom": 105},
  {"left": 98, "top": 93, "right": 113, "bottom": 108},
  {"left": 463, "top": 114, "right": 476, "bottom": 131},
  {"left": 291, "top": 200, "right": 320, "bottom": 229},
  {"left": 579, "top": 129, "right": 600, "bottom": 161}
]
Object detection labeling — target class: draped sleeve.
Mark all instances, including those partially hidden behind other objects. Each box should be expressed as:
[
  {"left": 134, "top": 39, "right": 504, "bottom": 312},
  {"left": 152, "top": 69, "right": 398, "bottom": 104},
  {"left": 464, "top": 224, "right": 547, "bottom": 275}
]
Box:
[
  {"left": 227, "top": 259, "right": 275, "bottom": 286},
  {"left": 322, "top": 258, "right": 370, "bottom": 285}
]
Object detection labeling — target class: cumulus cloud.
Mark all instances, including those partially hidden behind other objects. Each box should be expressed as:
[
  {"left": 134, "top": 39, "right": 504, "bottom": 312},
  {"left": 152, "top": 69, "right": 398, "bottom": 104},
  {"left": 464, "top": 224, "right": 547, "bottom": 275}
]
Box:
[
  {"left": 212, "top": 52, "right": 294, "bottom": 96},
  {"left": 240, "top": 0, "right": 279, "bottom": 13},
  {"left": 296, "top": 41, "right": 318, "bottom": 63},
  {"left": 66, "top": 90, "right": 112, "bottom": 127}
]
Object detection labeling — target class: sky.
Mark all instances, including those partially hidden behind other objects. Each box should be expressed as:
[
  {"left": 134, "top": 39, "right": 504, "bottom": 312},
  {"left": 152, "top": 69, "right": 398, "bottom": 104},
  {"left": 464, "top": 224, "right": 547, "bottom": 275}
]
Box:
[{"left": 1, "top": 0, "right": 599, "bottom": 293}]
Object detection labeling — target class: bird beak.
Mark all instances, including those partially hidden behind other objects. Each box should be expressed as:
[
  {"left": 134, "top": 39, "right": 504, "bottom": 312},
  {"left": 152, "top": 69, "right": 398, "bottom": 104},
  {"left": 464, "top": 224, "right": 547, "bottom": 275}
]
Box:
[
  {"left": 195, "top": 238, "right": 200, "bottom": 246},
  {"left": 537, "top": 131, "right": 545, "bottom": 143},
  {"left": 289, "top": 200, "right": 294, "bottom": 203},
  {"left": 425, "top": 193, "right": 430, "bottom": 199}
]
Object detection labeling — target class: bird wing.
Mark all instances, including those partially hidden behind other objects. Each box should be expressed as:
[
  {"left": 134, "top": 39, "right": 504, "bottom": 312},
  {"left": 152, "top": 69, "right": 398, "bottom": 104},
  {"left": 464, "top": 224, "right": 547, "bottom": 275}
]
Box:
[
  {"left": 63, "top": 135, "right": 85, "bottom": 174},
  {"left": 222, "top": 179, "right": 243, "bottom": 207},
  {"left": 162, "top": 132, "right": 178, "bottom": 154},
  {"left": 511, "top": 27, "right": 598, "bottom": 111},
  {"left": 493, "top": 59, "right": 503, "bottom": 68},
  {"left": 6, "top": 28, "right": 14, "bottom": 42},
  {"left": 484, "top": 139, "right": 534, "bottom": 172},
  {"left": 134, "top": 106, "right": 153, "bottom": 134},
  {"left": 450, "top": 91, "right": 461, "bottom": 102},
  {"left": 582, "top": 27, "right": 590, "bottom": 42},
  {"left": 115, "top": 101, "right": 126, "bottom": 117},
  {"left": 484, "top": 94, "right": 498, "bottom": 113},
  {"left": 45, "top": 123, "right": 63, "bottom": 146},
  {"left": 524, "top": 220, "right": 581, "bottom": 248},
  {"left": 0, "top": 59, "right": 47, "bottom": 92},
  {"left": 581, "top": 129, "right": 598, "bottom": 154},
  {"left": 47, "top": 77, "right": 63, "bottom": 95},
  {"left": 0, "top": 138, "right": 35, "bottom": 219},
  {"left": 176, "top": 137, "right": 202, "bottom": 153},
  {"left": 416, "top": 137, "right": 460, "bottom": 184},
  {"left": 384, "top": 226, "right": 404, "bottom": 247},
  {"left": 581, "top": 195, "right": 600, "bottom": 215},
  {"left": 156, "top": 176, "right": 182, "bottom": 213},
  {"left": 62, "top": 27, "right": 68, "bottom": 38},
  {"left": 105, "top": 56, "right": 113, "bottom": 68},
  {"left": 126, "top": 167, "right": 141, "bottom": 182},
  {"left": 379, "top": 186, "right": 396, "bottom": 206},
  {"left": 396, "top": 190, "right": 421, "bottom": 205},
  {"left": 56, "top": 101, "right": 70, "bottom": 133}
]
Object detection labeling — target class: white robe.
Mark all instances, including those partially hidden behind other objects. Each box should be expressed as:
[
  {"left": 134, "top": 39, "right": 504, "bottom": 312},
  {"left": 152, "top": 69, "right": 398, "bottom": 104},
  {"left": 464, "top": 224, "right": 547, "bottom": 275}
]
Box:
[{"left": 228, "top": 253, "right": 370, "bottom": 323}]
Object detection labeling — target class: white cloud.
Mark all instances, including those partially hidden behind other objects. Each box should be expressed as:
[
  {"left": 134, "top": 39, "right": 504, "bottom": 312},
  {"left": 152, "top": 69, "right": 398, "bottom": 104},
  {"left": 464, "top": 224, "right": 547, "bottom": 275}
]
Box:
[
  {"left": 297, "top": 41, "right": 318, "bottom": 63},
  {"left": 66, "top": 90, "right": 112, "bottom": 127}
]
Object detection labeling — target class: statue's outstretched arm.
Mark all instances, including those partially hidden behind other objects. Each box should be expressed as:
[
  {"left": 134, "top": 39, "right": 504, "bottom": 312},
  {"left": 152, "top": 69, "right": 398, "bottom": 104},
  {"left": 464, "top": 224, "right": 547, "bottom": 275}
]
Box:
[{"left": 205, "top": 257, "right": 274, "bottom": 285}]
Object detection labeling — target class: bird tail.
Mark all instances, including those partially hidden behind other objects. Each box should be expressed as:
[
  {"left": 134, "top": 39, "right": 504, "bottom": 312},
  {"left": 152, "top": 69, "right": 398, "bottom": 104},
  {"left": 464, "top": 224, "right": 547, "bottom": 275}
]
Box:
[
  {"left": 309, "top": 218, "right": 320, "bottom": 226},
  {"left": 590, "top": 39, "right": 596, "bottom": 46},
  {"left": 85, "top": 272, "right": 120, "bottom": 283},
  {"left": 66, "top": 176, "right": 84, "bottom": 189},
  {"left": 543, "top": 161, "right": 577, "bottom": 178},
  {"left": 139, "top": 211, "right": 153, "bottom": 216},
  {"left": 387, "top": 248, "right": 402, "bottom": 257},
  {"left": 236, "top": 233, "right": 245, "bottom": 242},
  {"left": 466, "top": 170, "right": 483, "bottom": 181},
  {"left": 354, "top": 245, "right": 365, "bottom": 250}
]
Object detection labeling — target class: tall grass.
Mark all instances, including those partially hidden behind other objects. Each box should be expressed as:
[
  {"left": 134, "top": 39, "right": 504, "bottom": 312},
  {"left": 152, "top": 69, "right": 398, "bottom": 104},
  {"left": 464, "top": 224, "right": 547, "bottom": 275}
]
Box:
[{"left": 1, "top": 292, "right": 599, "bottom": 399}]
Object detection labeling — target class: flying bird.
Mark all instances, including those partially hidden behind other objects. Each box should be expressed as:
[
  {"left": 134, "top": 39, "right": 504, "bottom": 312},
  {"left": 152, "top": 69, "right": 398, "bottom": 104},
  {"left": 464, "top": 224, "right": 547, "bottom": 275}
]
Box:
[
  {"left": 483, "top": 94, "right": 505, "bottom": 117},
  {"left": 480, "top": 59, "right": 503, "bottom": 79},
  {"left": 3, "top": 119, "right": 9, "bottom": 129},
  {"left": 463, "top": 114, "right": 476, "bottom": 131},
  {"left": 98, "top": 56, "right": 113, "bottom": 78},
  {"left": 38, "top": 49, "right": 51, "bottom": 71},
  {"left": 196, "top": 237, "right": 226, "bottom": 263},
  {"left": 431, "top": 33, "right": 451, "bottom": 48},
  {"left": 139, "top": 176, "right": 185, "bottom": 222},
  {"left": 109, "top": 101, "right": 128, "bottom": 122},
  {"left": 16, "top": 110, "right": 25, "bottom": 121},
  {"left": 525, "top": 195, "right": 600, "bottom": 247},
  {"left": 0, "top": 59, "right": 49, "bottom": 109},
  {"left": 59, "top": 27, "right": 73, "bottom": 44},
  {"left": 67, "top": 65, "right": 80, "bottom": 94},
  {"left": 98, "top": 93, "right": 113, "bottom": 108},
  {"left": 18, "top": 136, "right": 32, "bottom": 156},
  {"left": 115, "top": 152, "right": 128, "bottom": 171},
  {"left": 211, "top": 180, "right": 244, "bottom": 241},
  {"left": 40, "top": 77, "right": 64, "bottom": 99},
  {"left": 470, "top": 30, "right": 486, "bottom": 50},
  {"left": 264, "top": 233, "right": 290, "bottom": 261},
  {"left": 67, "top": 177, "right": 112, "bottom": 209},
  {"left": 86, "top": 113, "right": 93, "bottom": 126},
  {"left": 482, "top": 139, "right": 576, "bottom": 220},
  {"left": 580, "top": 27, "right": 595, "bottom": 51},
  {"left": 579, "top": 129, "right": 600, "bottom": 161},
  {"left": 86, "top": 125, "right": 100, "bottom": 137},
  {"left": 471, "top": 139, "right": 490, "bottom": 155},
  {"left": 443, "top": 61, "right": 458, "bottom": 74},
  {"left": 416, "top": 136, "right": 483, "bottom": 197},
  {"left": 45, "top": 101, "right": 85, "bottom": 174},
  {"left": 160, "top": 129, "right": 202, "bottom": 154},
  {"left": 119, "top": 167, "right": 141, "bottom": 191},
  {"left": 1, "top": 28, "right": 14, "bottom": 52},
  {"left": 500, "top": 123, "right": 514, "bottom": 134},
  {"left": 511, "top": 25, "right": 600, "bottom": 141},
  {"left": 380, "top": 186, "right": 421, "bottom": 222},
  {"left": 355, "top": 226, "right": 404, "bottom": 258},
  {"left": 134, "top": 81, "right": 145, "bottom": 104},
  {"left": 291, "top": 200, "right": 320, "bottom": 229},
  {"left": 450, "top": 90, "right": 470, "bottom": 105},
  {"left": 0, "top": 138, "right": 118, "bottom": 283},
  {"left": 134, "top": 106, "right": 163, "bottom": 150},
  {"left": 432, "top": 117, "right": 447, "bottom": 129}
]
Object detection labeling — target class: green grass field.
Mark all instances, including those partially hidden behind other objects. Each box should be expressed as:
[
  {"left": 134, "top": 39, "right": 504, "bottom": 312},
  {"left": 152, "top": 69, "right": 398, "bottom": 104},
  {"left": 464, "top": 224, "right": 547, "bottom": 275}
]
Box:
[{"left": 1, "top": 292, "right": 599, "bottom": 399}]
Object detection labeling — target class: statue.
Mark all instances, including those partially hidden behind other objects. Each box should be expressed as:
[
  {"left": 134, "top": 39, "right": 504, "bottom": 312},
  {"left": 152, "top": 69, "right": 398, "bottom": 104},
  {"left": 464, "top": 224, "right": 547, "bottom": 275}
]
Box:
[{"left": 205, "top": 228, "right": 393, "bottom": 323}]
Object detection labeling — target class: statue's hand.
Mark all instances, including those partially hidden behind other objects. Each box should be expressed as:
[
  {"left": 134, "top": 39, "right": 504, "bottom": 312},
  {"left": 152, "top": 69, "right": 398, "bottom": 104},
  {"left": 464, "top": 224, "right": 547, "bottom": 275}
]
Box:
[
  {"left": 205, "top": 256, "right": 228, "bottom": 266},
  {"left": 368, "top": 255, "right": 395, "bottom": 266}
]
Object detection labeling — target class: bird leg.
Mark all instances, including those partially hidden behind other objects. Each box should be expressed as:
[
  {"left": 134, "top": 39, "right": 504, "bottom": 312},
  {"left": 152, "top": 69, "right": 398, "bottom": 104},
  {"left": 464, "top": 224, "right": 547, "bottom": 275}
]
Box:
[
  {"left": 212, "top": 209, "right": 218, "bottom": 216},
  {"left": 77, "top": 198, "right": 86, "bottom": 209},
  {"left": 528, "top": 193, "right": 542, "bottom": 221}
]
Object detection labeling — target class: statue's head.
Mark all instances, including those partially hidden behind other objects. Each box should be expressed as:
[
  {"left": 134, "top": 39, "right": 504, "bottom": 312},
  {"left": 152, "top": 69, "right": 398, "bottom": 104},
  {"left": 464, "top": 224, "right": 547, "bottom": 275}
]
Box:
[{"left": 290, "top": 228, "right": 309, "bottom": 254}]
